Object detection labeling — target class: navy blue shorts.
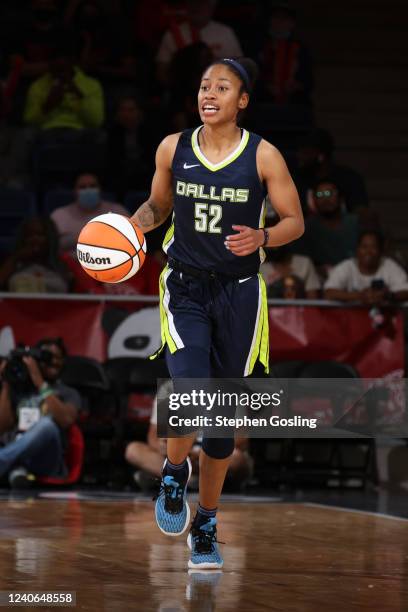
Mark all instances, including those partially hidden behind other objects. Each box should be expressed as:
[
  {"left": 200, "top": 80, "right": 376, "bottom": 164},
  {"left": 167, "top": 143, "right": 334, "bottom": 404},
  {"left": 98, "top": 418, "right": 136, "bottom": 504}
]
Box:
[{"left": 154, "top": 264, "right": 269, "bottom": 378}]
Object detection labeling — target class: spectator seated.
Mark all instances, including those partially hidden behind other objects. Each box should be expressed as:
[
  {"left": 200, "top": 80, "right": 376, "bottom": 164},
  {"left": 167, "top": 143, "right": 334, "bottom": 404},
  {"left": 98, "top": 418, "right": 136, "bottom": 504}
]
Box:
[
  {"left": 255, "top": 2, "right": 314, "bottom": 107},
  {"left": 260, "top": 245, "right": 320, "bottom": 299},
  {"left": 23, "top": 37, "right": 105, "bottom": 187},
  {"left": 51, "top": 172, "right": 127, "bottom": 254},
  {"left": 124, "top": 381, "right": 253, "bottom": 492},
  {"left": 43, "top": 188, "right": 115, "bottom": 216},
  {"left": 0, "top": 189, "right": 37, "bottom": 254},
  {"left": 292, "top": 177, "right": 361, "bottom": 280},
  {"left": 294, "top": 128, "right": 370, "bottom": 214},
  {"left": 324, "top": 230, "right": 408, "bottom": 305},
  {"left": 0, "top": 216, "right": 71, "bottom": 293},
  {"left": 156, "top": 0, "right": 243, "bottom": 84}
]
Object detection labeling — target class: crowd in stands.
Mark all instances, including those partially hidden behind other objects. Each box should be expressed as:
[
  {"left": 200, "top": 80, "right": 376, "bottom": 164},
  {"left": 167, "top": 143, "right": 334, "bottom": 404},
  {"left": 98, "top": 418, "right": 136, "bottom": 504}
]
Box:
[
  {"left": 0, "top": 0, "right": 407, "bottom": 492},
  {"left": 0, "top": 0, "right": 407, "bottom": 307}
]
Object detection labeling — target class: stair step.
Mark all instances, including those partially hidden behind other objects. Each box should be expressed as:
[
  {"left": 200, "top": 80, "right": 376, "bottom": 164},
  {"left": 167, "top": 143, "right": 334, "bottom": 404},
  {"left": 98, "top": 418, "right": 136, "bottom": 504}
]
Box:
[
  {"left": 315, "top": 67, "right": 408, "bottom": 93},
  {"left": 316, "top": 91, "right": 408, "bottom": 113},
  {"left": 366, "top": 179, "right": 408, "bottom": 199},
  {"left": 335, "top": 150, "right": 408, "bottom": 178},
  {"left": 334, "top": 132, "right": 408, "bottom": 149},
  {"left": 316, "top": 110, "right": 408, "bottom": 134}
]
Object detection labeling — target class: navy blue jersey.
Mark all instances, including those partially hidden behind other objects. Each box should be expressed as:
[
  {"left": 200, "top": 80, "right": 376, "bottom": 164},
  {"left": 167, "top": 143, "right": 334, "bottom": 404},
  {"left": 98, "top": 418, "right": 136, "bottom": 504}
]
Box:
[{"left": 163, "top": 126, "right": 267, "bottom": 277}]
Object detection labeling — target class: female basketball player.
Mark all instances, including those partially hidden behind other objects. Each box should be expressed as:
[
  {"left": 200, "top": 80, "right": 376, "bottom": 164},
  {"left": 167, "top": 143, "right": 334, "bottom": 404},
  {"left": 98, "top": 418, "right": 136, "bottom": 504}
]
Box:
[{"left": 131, "top": 57, "right": 304, "bottom": 569}]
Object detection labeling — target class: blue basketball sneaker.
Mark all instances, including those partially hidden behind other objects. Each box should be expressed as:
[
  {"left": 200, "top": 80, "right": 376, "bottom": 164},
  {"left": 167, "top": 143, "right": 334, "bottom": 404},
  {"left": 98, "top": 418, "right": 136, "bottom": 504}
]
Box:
[
  {"left": 155, "top": 457, "right": 192, "bottom": 536},
  {"left": 187, "top": 517, "right": 224, "bottom": 569}
]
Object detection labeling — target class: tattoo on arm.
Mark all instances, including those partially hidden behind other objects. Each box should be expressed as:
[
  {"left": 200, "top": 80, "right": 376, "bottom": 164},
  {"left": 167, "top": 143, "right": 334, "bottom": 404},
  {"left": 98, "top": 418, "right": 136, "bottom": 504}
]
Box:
[{"left": 136, "top": 200, "right": 165, "bottom": 228}]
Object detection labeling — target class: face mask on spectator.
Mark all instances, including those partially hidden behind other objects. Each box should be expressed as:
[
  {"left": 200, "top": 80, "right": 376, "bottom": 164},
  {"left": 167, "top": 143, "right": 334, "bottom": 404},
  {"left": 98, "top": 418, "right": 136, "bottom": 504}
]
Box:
[{"left": 78, "top": 188, "right": 100, "bottom": 209}]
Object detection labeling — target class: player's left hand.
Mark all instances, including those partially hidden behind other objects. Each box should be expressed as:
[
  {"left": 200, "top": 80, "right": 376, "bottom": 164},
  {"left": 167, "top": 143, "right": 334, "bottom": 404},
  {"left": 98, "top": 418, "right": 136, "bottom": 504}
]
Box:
[{"left": 225, "top": 225, "right": 264, "bottom": 256}]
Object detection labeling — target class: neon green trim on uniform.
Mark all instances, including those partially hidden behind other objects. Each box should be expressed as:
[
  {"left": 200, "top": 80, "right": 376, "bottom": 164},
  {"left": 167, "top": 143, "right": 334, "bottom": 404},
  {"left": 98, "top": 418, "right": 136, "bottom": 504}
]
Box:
[
  {"left": 162, "top": 219, "right": 175, "bottom": 253},
  {"left": 246, "top": 274, "right": 269, "bottom": 375},
  {"left": 259, "top": 199, "right": 267, "bottom": 263},
  {"left": 149, "top": 265, "right": 177, "bottom": 360},
  {"left": 259, "top": 274, "right": 270, "bottom": 371},
  {"left": 191, "top": 126, "right": 250, "bottom": 172},
  {"left": 261, "top": 202, "right": 267, "bottom": 228}
]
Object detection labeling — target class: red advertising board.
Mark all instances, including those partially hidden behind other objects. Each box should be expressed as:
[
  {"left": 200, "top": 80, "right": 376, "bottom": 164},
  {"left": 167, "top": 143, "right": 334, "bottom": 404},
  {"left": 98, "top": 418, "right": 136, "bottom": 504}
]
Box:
[{"left": 0, "top": 297, "right": 404, "bottom": 379}]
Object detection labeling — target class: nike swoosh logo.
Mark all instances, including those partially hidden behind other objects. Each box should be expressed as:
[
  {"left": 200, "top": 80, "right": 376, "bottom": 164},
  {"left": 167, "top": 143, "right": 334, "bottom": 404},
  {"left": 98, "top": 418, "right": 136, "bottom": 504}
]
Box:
[
  {"left": 239, "top": 277, "right": 252, "bottom": 283},
  {"left": 183, "top": 162, "right": 200, "bottom": 169}
]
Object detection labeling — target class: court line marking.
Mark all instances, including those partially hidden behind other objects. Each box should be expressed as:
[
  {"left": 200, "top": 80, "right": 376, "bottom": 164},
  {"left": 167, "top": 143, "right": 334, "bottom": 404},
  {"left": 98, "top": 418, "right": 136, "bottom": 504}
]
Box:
[{"left": 302, "top": 502, "right": 408, "bottom": 522}]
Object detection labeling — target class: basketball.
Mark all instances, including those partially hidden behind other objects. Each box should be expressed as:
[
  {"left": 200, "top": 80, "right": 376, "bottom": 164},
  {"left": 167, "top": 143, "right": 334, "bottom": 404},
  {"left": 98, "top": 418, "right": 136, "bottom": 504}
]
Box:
[{"left": 76, "top": 213, "right": 146, "bottom": 283}]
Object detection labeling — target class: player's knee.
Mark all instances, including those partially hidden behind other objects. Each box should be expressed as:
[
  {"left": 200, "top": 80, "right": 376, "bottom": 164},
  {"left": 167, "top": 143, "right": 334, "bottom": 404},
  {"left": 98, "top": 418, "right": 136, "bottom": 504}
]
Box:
[
  {"left": 125, "top": 441, "right": 146, "bottom": 466},
  {"left": 202, "top": 437, "right": 234, "bottom": 460}
]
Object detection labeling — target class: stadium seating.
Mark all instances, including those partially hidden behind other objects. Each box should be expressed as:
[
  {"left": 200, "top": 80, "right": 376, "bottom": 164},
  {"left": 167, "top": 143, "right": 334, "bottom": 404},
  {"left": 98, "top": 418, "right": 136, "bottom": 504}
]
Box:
[
  {"left": 0, "top": 189, "right": 37, "bottom": 254},
  {"left": 34, "top": 142, "right": 107, "bottom": 191},
  {"left": 252, "top": 360, "right": 376, "bottom": 488},
  {"left": 61, "top": 355, "right": 118, "bottom": 484},
  {"left": 36, "top": 424, "right": 85, "bottom": 486},
  {"left": 104, "top": 357, "right": 168, "bottom": 440}
]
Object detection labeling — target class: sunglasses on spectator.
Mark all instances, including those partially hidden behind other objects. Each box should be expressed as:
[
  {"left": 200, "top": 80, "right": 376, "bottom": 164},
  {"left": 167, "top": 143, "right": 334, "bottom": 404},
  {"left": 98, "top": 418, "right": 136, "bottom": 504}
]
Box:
[{"left": 315, "top": 189, "right": 337, "bottom": 198}]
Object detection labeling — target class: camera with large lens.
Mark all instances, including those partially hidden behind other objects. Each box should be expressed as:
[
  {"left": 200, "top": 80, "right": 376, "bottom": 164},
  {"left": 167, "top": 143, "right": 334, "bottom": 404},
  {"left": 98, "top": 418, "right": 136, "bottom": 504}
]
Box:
[{"left": 3, "top": 346, "right": 54, "bottom": 394}]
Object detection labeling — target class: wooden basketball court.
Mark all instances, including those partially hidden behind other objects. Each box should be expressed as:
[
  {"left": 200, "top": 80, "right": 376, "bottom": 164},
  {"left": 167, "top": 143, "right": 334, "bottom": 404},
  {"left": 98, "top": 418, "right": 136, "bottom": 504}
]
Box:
[{"left": 0, "top": 494, "right": 407, "bottom": 611}]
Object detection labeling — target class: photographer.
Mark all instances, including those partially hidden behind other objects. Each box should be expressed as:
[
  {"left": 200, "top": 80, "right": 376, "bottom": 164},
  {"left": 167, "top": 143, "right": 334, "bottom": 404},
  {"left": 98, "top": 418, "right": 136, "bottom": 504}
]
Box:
[{"left": 0, "top": 338, "right": 81, "bottom": 488}]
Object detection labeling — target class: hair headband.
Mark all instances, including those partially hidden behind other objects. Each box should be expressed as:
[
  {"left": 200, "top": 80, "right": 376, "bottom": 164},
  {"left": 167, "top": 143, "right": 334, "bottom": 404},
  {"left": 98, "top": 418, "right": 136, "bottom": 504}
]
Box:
[{"left": 220, "top": 58, "right": 250, "bottom": 91}]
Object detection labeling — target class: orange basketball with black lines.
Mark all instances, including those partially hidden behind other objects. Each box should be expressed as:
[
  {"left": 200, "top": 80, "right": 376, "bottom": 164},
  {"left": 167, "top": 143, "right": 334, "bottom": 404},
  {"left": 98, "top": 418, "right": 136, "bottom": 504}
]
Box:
[{"left": 76, "top": 213, "right": 146, "bottom": 283}]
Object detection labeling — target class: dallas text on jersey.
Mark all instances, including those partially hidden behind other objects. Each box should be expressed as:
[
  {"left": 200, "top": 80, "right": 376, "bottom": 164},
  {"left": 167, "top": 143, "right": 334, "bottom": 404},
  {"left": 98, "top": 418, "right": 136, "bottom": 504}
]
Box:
[{"left": 176, "top": 181, "right": 249, "bottom": 203}]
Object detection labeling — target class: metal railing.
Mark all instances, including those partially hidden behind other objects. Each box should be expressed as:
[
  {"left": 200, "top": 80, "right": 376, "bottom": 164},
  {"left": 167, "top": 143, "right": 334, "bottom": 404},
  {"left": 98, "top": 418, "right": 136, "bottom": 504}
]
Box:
[{"left": 1, "top": 292, "right": 406, "bottom": 309}]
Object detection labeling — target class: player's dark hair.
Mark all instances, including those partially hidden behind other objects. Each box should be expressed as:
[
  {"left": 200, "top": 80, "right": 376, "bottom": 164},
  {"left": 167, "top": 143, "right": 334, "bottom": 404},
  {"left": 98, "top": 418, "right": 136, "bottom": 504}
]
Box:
[
  {"left": 205, "top": 57, "right": 259, "bottom": 94},
  {"left": 357, "top": 229, "right": 385, "bottom": 252}
]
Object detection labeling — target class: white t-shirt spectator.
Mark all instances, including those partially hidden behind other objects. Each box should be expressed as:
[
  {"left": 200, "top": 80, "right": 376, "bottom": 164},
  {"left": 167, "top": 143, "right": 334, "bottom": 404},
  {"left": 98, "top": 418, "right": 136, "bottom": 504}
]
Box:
[
  {"left": 325, "top": 257, "right": 408, "bottom": 292},
  {"left": 8, "top": 264, "right": 69, "bottom": 293},
  {"left": 157, "top": 20, "right": 243, "bottom": 65},
  {"left": 51, "top": 200, "right": 128, "bottom": 253},
  {"left": 261, "top": 255, "right": 321, "bottom": 292}
]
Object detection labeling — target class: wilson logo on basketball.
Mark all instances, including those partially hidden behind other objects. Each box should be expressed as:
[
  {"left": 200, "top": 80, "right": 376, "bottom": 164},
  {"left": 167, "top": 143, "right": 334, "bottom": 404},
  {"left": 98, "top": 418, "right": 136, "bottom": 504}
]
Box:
[
  {"left": 77, "top": 213, "right": 146, "bottom": 283},
  {"left": 77, "top": 249, "right": 111, "bottom": 266}
]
